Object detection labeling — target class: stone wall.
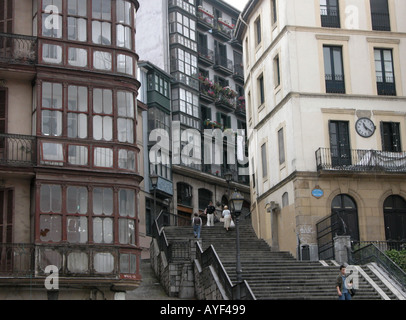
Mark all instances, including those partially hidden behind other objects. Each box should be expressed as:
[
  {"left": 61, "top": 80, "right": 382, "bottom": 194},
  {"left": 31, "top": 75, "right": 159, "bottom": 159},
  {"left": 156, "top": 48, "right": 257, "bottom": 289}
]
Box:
[{"left": 150, "top": 238, "right": 227, "bottom": 300}]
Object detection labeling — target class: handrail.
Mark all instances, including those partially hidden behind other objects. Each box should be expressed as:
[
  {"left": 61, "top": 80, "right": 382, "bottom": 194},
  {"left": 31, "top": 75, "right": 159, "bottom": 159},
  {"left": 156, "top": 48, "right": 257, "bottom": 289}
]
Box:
[
  {"left": 195, "top": 241, "right": 256, "bottom": 300},
  {"left": 351, "top": 243, "right": 406, "bottom": 292}
]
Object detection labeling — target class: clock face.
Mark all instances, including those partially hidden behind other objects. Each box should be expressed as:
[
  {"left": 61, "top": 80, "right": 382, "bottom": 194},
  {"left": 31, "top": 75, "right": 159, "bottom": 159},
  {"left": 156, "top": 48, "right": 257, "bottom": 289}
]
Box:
[{"left": 355, "top": 118, "right": 375, "bottom": 137}]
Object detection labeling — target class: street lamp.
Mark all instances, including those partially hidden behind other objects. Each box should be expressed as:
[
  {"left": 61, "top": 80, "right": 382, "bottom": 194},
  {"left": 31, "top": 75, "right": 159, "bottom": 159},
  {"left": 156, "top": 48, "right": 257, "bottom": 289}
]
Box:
[
  {"left": 224, "top": 171, "right": 232, "bottom": 198},
  {"left": 150, "top": 172, "right": 159, "bottom": 222},
  {"left": 229, "top": 189, "right": 244, "bottom": 299}
]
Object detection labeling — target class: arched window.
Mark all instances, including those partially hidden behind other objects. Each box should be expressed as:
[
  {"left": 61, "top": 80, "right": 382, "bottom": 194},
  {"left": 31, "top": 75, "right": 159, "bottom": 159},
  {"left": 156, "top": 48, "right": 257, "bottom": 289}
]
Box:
[
  {"left": 384, "top": 195, "right": 406, "bottom": 241},
  {"left": 331, "top": 194, "right": 359, "bottom": 241},
  {"left": 177, "top": 182, "right": 192, "bottom": 207}
]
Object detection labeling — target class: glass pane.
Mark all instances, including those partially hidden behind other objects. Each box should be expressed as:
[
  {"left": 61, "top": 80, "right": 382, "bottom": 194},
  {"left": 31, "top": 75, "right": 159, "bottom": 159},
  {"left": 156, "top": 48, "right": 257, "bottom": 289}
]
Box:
[
  {"left": 94, "top": 147, "right": 113, "bottom": 167},
  {"left": 104, "top": 188, "right": 113, "bottom": 215},
  {"left": 67, "top": 252, "right": 88, "bottom": 273},
  {"left": 103, "top": 90, "right": 113, "bottom": 114},
  {"left": 93, "top": 188, "right": 103, "bottom": 214},
  {"left": 120, "top": 253, "right": 130, "bottom": 273},
  {"left": 68, "top": 145, "right": 88, "bottom": 165},
  {"left": 40, "top": 215, "right": 62, "bottom": 242},
  {"left": 67, "top": 216, "right": 88, "bottom": 243},
  {"left": 93, "top": 115, "right": 103, "bottom": 140},
  {"left": 94, "top": 253, "right": 114, "bottom": 273},
  {"left": 103, "top": 116, "right": 113, "bottom": 140}
]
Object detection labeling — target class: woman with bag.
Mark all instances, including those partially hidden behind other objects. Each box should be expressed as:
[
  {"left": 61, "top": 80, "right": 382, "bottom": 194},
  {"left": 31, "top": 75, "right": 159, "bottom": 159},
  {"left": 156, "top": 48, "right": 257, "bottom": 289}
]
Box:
[{"left": 222, "top": 206, "right": 231, "bottom": 231}]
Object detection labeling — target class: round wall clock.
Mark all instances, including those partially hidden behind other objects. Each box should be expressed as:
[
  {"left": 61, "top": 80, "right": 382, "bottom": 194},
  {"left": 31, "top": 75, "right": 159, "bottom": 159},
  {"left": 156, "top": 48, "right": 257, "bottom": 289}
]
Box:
[{"left": 355, "top": 118, "right": 376, "bottom": 138}]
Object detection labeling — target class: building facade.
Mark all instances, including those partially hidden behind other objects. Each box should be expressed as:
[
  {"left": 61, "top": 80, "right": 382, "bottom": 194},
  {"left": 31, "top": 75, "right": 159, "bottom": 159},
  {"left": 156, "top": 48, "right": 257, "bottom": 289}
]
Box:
[
  {"left": 236, "top": 0, "right": 406, "bottom": 260},
  {"left": 0, "top": 0, "right": 142, "bottom": 299},
  {"left": 136, "top": 0, "right": 250, "bottom": 239}
]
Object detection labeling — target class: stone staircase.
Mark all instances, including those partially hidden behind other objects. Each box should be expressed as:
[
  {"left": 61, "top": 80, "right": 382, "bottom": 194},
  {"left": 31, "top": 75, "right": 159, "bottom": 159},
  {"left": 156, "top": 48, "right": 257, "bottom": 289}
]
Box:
[{"left": 164, "top": 220, "right": 399, "bottom": 300}]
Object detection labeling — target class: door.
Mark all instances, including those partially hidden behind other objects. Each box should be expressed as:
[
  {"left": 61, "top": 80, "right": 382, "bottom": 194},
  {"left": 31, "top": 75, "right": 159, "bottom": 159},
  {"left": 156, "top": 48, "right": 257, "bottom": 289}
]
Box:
[
  {"left": 0, "top": 189, "right": 14, "bottom": 273},
  {"left": 329, "top": 121, "right": 351, "bottom": 167},
  {"left": 331, "top": 194, "right": 360, "bottom": 241},
  {"left": 384, "top": 195, "right": 406, "bottom": 241}
]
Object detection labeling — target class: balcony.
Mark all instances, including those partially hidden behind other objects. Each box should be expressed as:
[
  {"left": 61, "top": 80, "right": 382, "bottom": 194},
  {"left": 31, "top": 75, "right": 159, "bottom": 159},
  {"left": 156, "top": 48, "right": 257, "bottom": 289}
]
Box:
[
  {"left": 233, "top": 63, "right": 244, "bottom": 83},
  {"left": 320, "top": 8, "right": 340, "bottom": 28},
  {"left": 197, "top": 45, "right": 214, "bottom": 67},
  {"left": 235, "top": 96, "right": 246, "bottom": 117},
  {"left": 0, "top": 243, "right": 140, "bottom": 289},
  {"left": 0, "top": 133, "right": 37, "bottom": 167},
  {"left": 214, "top": 55, "right": 233, "bottom": 76},
  {"left": 377, "top": 76, "right": 396, "bottom": 96},
  {"left": 197, "top": 8, "right": 214, "bottom": 31},
  {"left": 212, "top": 19, "right": 234, "bottom": 41},
  {"left": 316, "top": 148, "right": 406, "bottom": 174},
  {"left": 0, "top": 33, "right": 37, "bottom": 66},
  {"left": 215, "top": 93, "right": 235, "bottom": 112}
]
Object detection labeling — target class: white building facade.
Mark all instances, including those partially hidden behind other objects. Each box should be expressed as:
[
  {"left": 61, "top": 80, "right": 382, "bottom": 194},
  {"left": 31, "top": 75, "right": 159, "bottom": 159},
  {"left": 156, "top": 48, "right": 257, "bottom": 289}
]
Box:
[{"left": 236, "top": 0, "right": 406, "bottom": 260}]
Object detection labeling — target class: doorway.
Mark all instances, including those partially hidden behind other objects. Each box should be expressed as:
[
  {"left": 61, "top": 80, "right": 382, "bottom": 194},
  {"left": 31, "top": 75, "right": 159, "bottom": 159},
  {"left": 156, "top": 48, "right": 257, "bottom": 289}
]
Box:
[
  {"left": 331, "top": 194, "right": 359, "bottom": 241},
  {"left": 384, "top": 195, "right": 406, "bottom": 241}
]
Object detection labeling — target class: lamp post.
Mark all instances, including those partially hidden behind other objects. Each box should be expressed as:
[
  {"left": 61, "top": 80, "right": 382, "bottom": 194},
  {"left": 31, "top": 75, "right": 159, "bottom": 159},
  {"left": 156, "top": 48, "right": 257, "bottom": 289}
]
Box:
[
  {"left": 229, "top": 189, "right": 244, "bottom": 299},
  {"left": 224, "top": 171, "right": 232, "bottom": 199},
  {"left": 150, "top": 172, "right": 158, "bottom": 223}
]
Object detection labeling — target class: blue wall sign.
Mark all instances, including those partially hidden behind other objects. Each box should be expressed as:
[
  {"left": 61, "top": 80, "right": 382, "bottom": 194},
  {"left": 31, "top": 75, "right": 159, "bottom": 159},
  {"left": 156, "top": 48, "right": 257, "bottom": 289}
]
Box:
[{"left": 312, "top": 188, "right": 324, "bottom": 199}]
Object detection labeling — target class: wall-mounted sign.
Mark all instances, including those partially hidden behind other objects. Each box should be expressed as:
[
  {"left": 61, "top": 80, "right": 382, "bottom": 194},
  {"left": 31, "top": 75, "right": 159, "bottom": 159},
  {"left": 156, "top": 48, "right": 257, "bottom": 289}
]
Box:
[{"left": 312, "top": 187, "right": 324, "bottom": 199}]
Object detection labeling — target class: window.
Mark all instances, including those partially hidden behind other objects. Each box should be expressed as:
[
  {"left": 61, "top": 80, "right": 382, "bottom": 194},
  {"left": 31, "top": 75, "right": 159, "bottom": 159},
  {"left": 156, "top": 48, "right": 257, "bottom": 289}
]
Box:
[
  {"left": 42, "top": 0, "right": 63, "bottom": 38},
  {"left": 370, "top": 0, "right": 390, "bottom": 31},
  {"left": 66, "top": 186, "right": 88, "bottom": 243},
  {"left": 0, "top": 0, "right": 13, "bottom": 33},
  {"left": 67, "top": 0, "right": 87, "bottom": 42},
  {"left": 274, "top": 55, "right": 281, "bottom": 88},
  {"left": 0, "top": 189, "right": 14, "bottom": 246},
  {"left": 255, "top": 16, "right": 261, "bottom": 45},
  {"left": 278, "top": 128, "right": 285, "bottom": 165},
  {"left": 68, "top": 145, "right": 89, "bottom": 165},
  {"left": 117, "top": 54, "right": 134, "bottom": 75},
  {"left": 0, "top": 89, "right": 6, "bottom": 136},
  {"left": 320, "top": 0, "right": 340, "bottom": 28},
  {"left": 118, "top": 189, "right": 136, "bottom": 245},
  {"left": 271, "top": 0, "right": 278, "bottom": 25},
  {"left": 42, "top": 82, "right": 62, "bottom": 136},
  {"left": 261, "top": 143, "right": 267, "bottom": 178},
  {"left": 329, "top": 120, "right": 351, "bottom": 166},
  {"left": 93, "top": 187, "right": 113, "bottom": 243},
  {"left": 94, "top": 147, "right": 113, "bottom": 167},
  {"left": 116, "top": 0, "right": 133, "bottom": 49},
  {"left": 68, "top": 47, "right": 88, "bottom": 67},
  {"left": 118, "top": 149, "right": 136, "bottom": 171},
  {"left": 381, "top": 122, "right": 401, "bottom": 152},
  {"left": 374, "top": 48, "right": 396, "bottom": 96},
  {"left": 93, "top": 88, "right": 113, "bottom": 141},
  {"left": 93, "top": 50, "right": 112, "bottom": 70},
  {"left": 323, "top": 45, "right": 345, "bottom": 93},
  {"left": 258, "top": 74, "right": 265, "bottom": 105},
  {"left": 68, "top": 85, "right": 88, "bottom": 139},
  {"left": 42, "top": 43, "right": 62, "bottom": 64},
  {"left": 177, "top": 183, "right": 192, "bottom": 207},
  {"left": 39, "top": 184, "right": 62, "bottom": 242},
  {"left": 92, "top": 0, "right": 111, "bottom": 44},
  {"left": 117, "top": 91, "right": 134, "bottom": 143}
]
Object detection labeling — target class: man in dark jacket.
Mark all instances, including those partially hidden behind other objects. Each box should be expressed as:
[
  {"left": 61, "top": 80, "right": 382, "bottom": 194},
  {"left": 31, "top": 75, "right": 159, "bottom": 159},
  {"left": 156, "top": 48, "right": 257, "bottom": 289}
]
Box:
[
  {"left": 204, "top": 201, "right": 216, "bottom": 227},
  {"left": 336, "top": 265, "right": 352, "bottom": 300}
]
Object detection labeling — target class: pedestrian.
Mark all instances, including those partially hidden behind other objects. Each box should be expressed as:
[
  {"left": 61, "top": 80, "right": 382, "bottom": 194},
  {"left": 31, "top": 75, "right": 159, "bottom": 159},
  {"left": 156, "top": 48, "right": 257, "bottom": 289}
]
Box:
[
  {"left": 192, "top": 212, "right": 202, "bottom": 239},
  {"left": 336, "top": 265, "right": 352, "bottom": 300},
  {"left": 222, "top": 205, "right": 231, "bottom": 231},
  {"left": 204, "top": 201, "right": 216, "bottom": 227}
]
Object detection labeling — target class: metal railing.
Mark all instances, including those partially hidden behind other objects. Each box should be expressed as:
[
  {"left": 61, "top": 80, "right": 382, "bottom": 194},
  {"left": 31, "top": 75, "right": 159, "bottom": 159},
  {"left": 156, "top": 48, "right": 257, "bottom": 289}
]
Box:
[
  {"left": 371, "top": 12, "right": 391, "bottom": 31},
  {"left": 0, "top": 133, "right": 37, "bottom": 166},
  {"left": 351, "top": 243, "right": 406, "bottom": 292},
  {"left": 316, "top": 148, "right": 406, "bottom": 173},
  {"left": 215, "top": 55, "right": 233, "bottom": 72},
  {"left": 196, "top": 241, "right": 256, "bottom": 300},
  {"left": 0, "top": 243, "right": 140, "bottom": 278},
  {"left": 197, "top": 45, "right": 214, "bottom": 64},
  {"left": 0, "top": 33, "right": 37, "bottom": 65}
]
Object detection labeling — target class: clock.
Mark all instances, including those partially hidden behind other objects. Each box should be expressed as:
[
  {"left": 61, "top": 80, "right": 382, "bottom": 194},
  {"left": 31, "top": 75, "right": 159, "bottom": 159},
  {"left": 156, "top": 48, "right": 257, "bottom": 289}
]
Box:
[{"left": 355, "top": 118, "right": 376, "bottom": 138}]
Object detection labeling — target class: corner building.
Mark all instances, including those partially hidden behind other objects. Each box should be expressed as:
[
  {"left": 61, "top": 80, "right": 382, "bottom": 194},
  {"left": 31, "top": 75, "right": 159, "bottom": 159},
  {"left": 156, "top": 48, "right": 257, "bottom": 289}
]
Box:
[
  {"left": 236, "top": 0, "right": 406, "bottom": 260},
  {"left": 0, "top": 0, "right": 142, "bottom": 299}
]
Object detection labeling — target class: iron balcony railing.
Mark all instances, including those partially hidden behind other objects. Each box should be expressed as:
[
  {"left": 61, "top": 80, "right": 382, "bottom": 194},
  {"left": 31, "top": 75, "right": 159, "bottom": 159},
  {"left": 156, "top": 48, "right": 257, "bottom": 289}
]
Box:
[
  {"left": 320, "top": 8, "right": 341, "bottom": 28},
  {"left": 0, "top": 243, "right": 140, "bottom": 279},
  {"left": 214, "top": 55, "right": 233, "bottom": 72},
  {"left": 0, "top": 133, "right": 37, "bottom": 166},
  {"left": 197, "top": 45, "right": 214, "bottom": 64},
  {"left": 316, "top": 148, "right": 406, "bottom": 173},
  {"left": 0, "top": 32, "right": 37, "bottom": 65}
]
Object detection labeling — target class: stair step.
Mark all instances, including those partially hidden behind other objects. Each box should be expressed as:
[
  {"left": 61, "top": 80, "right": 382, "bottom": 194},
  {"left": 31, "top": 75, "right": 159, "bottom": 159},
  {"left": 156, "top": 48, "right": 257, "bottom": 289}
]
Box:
[{"left": 162, "top": 222, "right": 394, "bottom": 300}]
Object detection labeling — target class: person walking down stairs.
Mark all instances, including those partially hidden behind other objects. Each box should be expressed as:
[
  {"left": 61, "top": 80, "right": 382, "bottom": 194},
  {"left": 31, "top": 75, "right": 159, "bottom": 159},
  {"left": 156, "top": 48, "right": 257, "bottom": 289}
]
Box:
[{"left": 192, "top": 213, "right": 202, "bottom": 239}]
